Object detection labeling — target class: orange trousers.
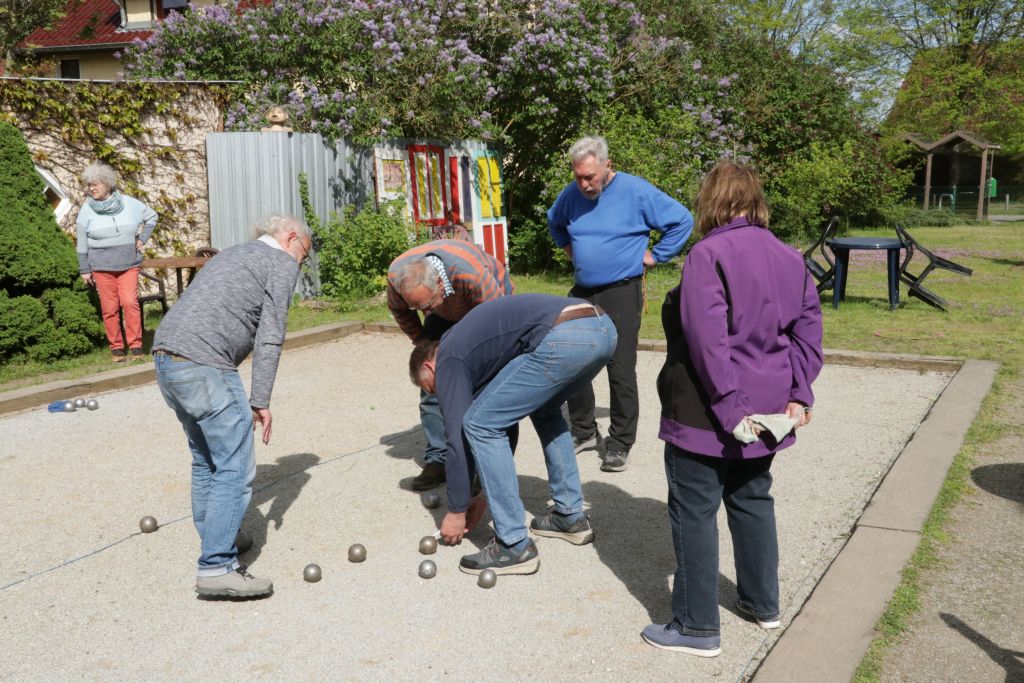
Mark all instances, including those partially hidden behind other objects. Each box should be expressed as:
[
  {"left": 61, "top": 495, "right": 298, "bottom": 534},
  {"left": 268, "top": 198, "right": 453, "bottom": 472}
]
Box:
[{"left": 93, "top": 268, "right": 142, "bottom": 351}]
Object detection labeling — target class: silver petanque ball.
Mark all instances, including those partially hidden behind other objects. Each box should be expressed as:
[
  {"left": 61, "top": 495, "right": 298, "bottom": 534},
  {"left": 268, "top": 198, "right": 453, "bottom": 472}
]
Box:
[
  {"left": 235, "top": 530, "right": 252, "bottom": 554},
  {"left": 303, "top": 563, "right": 322, "bottom": 583},
  {"left": 73, "top": 398, "right": 87, "bottom": 408},
  {"left": 421, "top": 492, "right": 441, "bottom": 509},
  {"left": 477, "top": 569, "right": 497, "bottom": 589},
  {"left": 86, "top": 399, "right": 99, "bottom": 410},
  {"left": 419, "top": 535, "right": 438, "bottom": 555},
  {"left": 63, "top": 401, "right": 76, "bottom": 412},
  {"left": 418, "top": 559, "right": 437, "bottom": 579},
  {"left": 347, "top": 543, "right": 367, "bottom": 563},
  {"left": 139, "top": 516, "right": 158, "bottom": 533}
]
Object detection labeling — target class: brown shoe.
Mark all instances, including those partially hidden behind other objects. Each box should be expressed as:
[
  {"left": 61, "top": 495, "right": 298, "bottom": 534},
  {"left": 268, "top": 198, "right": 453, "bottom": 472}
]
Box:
[
  {"left": 111, "top": 349, "right": 127, "bottom": 362},
  {"left": 412, "top": 462, "right": 446, "bottom": 491},
  {"left": 129, "top": 347, "right": 145, "bottom": 360}
]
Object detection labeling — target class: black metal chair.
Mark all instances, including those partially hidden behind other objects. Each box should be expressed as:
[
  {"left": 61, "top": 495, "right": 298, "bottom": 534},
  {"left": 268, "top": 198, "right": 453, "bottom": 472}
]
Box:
[
  {"left": 802, "top": 216, "right": 839, "bottom": 292},
  {"left": 894, "top": 224, "right": 972, "bottom": 310}
]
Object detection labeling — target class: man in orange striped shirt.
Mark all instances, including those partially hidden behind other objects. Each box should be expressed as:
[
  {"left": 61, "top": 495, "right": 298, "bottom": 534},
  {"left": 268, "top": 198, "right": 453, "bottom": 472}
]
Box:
[{"left": 387, "top": 239, "right": 513, "bottom": 490}]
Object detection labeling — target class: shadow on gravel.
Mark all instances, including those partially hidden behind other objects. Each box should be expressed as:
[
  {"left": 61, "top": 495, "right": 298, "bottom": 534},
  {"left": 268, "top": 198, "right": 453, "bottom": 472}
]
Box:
[
  {"left": 241, "top": 452, "right": 321, "bottom": 563},
  {"left": 971, "top": 464, "right": 1024, "bottom": 507},
  {"left": 941, "top": 613, "right": 1024, "bottom": 682},
  {"left": 515, "top": 475, "right": 737, "bottom": 622}
]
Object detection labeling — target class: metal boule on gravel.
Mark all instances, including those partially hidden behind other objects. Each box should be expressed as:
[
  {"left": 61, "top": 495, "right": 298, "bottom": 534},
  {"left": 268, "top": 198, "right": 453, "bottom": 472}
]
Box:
[
  {"left": 477, "top": 569, "right": 497, "bottom": 589},
  {"left": 419, "top": 535, "right": 438, "bottom": 555},
  {"left": 421, "top": 492, "right": 441, "bottom": 509},
  {"left": 73, "top": 398, "right": 87, "bottom": 408},
  {"left": 303, "top": 563, "right": 322, "bottom": 583},
  {"left": 235, "top": 530, "right": 252, "bottom": 554},
  {"left": 418, "top": 560, "right": 437, "bottom": 579},
  {"left": 86, "top": 399, "right": 99, "bottom": 410},
  {"left": 139, "top": 516, "right": 158, "bottom": 533},
  {"left": 63, "top": 401, "right": 76, "bottom": 412},
  {"left": 347, "top": 543, "right": 366, "bottom": 563}
]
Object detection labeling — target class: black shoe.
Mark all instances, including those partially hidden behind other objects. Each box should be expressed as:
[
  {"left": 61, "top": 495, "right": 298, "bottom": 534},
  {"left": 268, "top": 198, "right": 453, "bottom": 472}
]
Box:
[
  {"left": 412, "top": 462, "right": 446, "bottom": 491},
  {"left": 459, "top": 538, "right": 540, "bottom": 575},
  {"left": 601, "top": 450, "right": 629, "bottom": 472},
  {"left": 111, "top": 348, "right": 127, "bottom": 362},
  {"left": 530, "top": 512, "right": 594, "bottom": 545}
]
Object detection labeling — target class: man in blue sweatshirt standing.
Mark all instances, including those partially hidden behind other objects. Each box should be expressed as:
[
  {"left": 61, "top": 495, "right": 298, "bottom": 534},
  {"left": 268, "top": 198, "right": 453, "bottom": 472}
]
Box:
[
  {"left": 409, "top": 294, "right": 617, "bottom": 575},
  {"left": 548, "top": 136, "right": 693, "bottom": 472}
]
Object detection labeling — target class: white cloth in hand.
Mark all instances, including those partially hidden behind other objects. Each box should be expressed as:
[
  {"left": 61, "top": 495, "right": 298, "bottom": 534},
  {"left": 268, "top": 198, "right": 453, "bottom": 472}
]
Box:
[{"left": 732, "top": 414, "right": 798, "bottom": 444}]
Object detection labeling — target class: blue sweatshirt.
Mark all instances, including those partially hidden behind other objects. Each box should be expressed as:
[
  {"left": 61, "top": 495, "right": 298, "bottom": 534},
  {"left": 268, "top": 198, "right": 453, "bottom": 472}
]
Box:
[
  {"left": 434, "top": 294, "right": 586, "bottom": 512},
  {"left": 547, "top": 172, "right": 693, "bottom": 288},
  {"left": 76, "top": 194, "right": 158, "bottom": 273}
]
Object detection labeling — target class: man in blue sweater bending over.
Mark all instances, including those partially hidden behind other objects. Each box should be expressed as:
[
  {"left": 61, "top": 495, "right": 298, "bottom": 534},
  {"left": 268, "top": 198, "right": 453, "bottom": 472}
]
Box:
[
  {"left": 548, "top": 135, "right": 693, "bottom": 472},
  {"left": 409, "top": 294, "right": 617, "bottom": 575}
]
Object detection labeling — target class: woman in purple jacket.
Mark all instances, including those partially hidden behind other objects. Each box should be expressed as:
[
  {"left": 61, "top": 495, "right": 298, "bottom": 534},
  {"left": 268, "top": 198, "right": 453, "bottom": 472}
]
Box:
[{"left": 642, "top": 161, "right": 823, "bottom": 656}]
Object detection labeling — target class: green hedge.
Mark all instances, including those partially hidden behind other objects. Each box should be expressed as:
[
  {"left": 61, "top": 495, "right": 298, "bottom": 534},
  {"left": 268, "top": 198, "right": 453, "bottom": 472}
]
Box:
[{"left": 0, "top": 120, "right": 103, "bottom": 363}]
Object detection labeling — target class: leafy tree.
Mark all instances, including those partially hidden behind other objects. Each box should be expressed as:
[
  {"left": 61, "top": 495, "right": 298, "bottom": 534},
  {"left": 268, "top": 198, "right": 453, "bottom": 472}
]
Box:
[
  {"left": 0, "top": 120, "right": 104, "bottom": 362},
  {"left": 0, "top": 0, "right": 65, "bottom": 70}
]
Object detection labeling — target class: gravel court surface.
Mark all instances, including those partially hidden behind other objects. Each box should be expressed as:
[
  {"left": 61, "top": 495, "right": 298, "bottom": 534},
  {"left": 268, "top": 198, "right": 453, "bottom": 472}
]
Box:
[{"left": 0, "top": 333, "right": 951, "bottom": 681}]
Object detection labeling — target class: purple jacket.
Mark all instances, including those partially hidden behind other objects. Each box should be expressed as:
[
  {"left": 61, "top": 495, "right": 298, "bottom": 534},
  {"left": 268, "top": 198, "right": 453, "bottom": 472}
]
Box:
[{"left": 657, "top": 217, "right": 823, "bottom": 458}]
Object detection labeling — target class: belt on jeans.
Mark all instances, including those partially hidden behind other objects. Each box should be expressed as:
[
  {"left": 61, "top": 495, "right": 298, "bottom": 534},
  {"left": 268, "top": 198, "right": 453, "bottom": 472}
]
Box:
[
  {"left": 553, "top": 304, "right": 605, "bottom": 326},
  {"left": 153, "top": 349, "right": 190, "bottom": 362}
]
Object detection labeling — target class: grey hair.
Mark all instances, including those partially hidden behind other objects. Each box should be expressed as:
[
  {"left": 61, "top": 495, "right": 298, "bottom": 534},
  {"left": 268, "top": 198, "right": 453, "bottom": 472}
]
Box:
[
  {"left": 82, "top": 162, "right": 119, "bottom": 191},
  {"left": 396, "top": 258, "right": 441, "bottom": 295},
  {"left": 569, "top": 136, "right": 609, "bottom": 164},
  {"left": 251, "top": 214, "right": 308, "bottom": 238}
]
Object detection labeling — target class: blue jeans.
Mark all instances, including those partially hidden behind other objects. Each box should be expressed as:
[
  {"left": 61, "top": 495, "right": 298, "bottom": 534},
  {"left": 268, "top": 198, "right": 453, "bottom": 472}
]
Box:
[
  {"left": 463, "top": 314, "right": 617, "bottom": 547},
  {"left": 419, "top": 390, "right": 447, "bottom": 465},
  {"left": 664, "top": 444, "right": 779, "bottom": 635},
  {"left": 155, "top": 355, "right": 256, "bottom": 577}
]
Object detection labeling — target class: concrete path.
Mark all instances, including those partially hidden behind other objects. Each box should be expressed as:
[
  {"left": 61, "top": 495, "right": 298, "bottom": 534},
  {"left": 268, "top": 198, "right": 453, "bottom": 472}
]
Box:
[{"left": 0, "top": 332, "right": 957, "bottom": 680}]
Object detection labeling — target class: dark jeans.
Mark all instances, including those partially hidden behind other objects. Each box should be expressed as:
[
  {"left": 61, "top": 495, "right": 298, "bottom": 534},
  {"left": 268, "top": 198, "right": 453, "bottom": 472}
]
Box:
[
  {"left": 566, "top": 277, "right": 642, "bottom": 453},
  {"left": 664, "top": 444, "right": 779, "bottom": 635}
]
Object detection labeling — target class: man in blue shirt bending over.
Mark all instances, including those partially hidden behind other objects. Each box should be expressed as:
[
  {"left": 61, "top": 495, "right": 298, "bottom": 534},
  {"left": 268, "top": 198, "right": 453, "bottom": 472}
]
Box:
[
  {"left": 548, "top": 135, "right": 693, "bottom": 473},
  {"left": 409, "top": 294, "right": 617, "bottom": 575}
]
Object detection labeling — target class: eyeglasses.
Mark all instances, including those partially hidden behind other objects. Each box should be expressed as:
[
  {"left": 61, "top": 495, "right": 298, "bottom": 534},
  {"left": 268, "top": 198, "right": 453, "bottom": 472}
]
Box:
[{"left": 297, "top": 238, "right": 311, "bottom": 266}]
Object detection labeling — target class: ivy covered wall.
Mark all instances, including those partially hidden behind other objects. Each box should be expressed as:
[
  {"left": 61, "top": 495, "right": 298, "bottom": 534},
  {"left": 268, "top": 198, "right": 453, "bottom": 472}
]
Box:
[{"left": 0, "top": 79, "right": 228, "bottom": 256}]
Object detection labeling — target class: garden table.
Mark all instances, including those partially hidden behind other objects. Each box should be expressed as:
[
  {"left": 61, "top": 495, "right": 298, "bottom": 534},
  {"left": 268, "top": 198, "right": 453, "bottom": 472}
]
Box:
[
  {"left": 141, "top": 256, "right": 210, "bottom": 296},
  {"left": 825, "top": 236, "right": 904, "bottom": 310}
]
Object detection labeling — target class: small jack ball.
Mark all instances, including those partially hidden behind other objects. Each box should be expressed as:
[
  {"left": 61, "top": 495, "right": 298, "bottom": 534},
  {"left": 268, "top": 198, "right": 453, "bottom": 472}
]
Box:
[
  {"left": 86, "top": 399, "right": 99, "bottom": 410},
  {"left": 422, "top": 492, "right": 441, "bottom": 509},
  {"left": 477, "top": 569, "right": 497, "bottom": 589},
  {"left": 139, "top": 516, "right": 158, "bottom": 533},
  {"left": 235, "top": 531, "right": 252, "bottom": 554},
  {"left": 73, "top": 398, "right": 87, "bottom": 408},
  {"left": 418, "top": 559, "right": 437, "bottom": 579},
  {"left": 303, "top": 563, "right": 322, "bottom": 583},
  {"left": 419, "top": 536, "right": 438, "bottom": 555},
  {"left": 348, "top": 543, "right": 367, "bottom": 563},
  {"left": 63, "top": 401, "right": 76, "bottom": 412}
]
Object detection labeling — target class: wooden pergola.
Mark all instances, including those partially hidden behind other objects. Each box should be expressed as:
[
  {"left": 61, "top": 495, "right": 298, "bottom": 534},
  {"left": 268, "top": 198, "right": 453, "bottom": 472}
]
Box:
[{"left": 898, "top": 130, "right": 1001, "bottom": 220}]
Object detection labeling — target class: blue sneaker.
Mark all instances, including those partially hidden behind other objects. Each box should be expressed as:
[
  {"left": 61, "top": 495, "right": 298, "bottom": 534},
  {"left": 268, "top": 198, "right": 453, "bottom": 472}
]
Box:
[
  {"left": 736, "top": 601, "right": 781, "bottom": 629},
  {"left": 641, "top": 623, "right": 721, "bottom": 657}
]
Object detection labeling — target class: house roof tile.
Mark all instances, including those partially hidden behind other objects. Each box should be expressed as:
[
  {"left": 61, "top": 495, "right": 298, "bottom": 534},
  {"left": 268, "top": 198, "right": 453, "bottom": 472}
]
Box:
[{"left": 20, "top": 0, "right": 152, "bottom": 51}]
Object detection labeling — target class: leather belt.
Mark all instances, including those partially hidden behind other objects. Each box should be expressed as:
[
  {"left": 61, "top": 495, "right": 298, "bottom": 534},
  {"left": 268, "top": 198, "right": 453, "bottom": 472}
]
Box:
[
  {"left": 553, "top": 304, "right": 604, "bottom": 327},
  {"left": 153, "top": 349, "right": 190, "bottom": 362}
]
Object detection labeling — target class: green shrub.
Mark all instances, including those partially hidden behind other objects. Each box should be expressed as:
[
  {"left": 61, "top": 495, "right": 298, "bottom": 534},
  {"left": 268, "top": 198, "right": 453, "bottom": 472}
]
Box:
[
  {"left": 313, "top": 200, "right": 414, "bottom": 300},
  {"left": 0, "top": 120, "right": 104, "bottom": 363},
  {"left": 881, "top": 205, "right": 966, "bottom": 229}
]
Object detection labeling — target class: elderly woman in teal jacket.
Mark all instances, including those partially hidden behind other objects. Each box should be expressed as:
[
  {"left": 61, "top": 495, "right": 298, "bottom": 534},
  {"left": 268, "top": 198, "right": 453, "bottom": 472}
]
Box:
[{"left": 76, "top": 161, "right": 157, "bottom": 361}]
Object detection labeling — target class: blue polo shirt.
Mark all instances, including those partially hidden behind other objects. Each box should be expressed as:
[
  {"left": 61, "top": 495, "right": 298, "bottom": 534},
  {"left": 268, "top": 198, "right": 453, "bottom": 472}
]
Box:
[
  {"left": 434, "top": 294, "right": 586, "bottom": 511},
  {"left": 547, "top": 172, "right": 693, "bottom": 288}
]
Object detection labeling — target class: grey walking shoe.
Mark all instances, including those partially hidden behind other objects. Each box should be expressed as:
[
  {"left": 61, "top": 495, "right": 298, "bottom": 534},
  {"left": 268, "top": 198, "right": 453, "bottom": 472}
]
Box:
[
  {"left": 573, "top": 429, "right": 604, "bottom": 455},
  {"left": 601, "top": 450, "right": 629, "bottom": 472},
  {"left": 530, "top": 512, "right": 594, "bottom": 545},
  {"left": 641, "top": 623, "right": 721, "bottom": 657},
  {"left": 459, "top": 538, "right": 539, "bottom": 576},
  {"left": 736, "top": 601, "right": 781, "bottom": 629},
  {"left": 195, "top": 567, "right": 273, "bottom": 598}
]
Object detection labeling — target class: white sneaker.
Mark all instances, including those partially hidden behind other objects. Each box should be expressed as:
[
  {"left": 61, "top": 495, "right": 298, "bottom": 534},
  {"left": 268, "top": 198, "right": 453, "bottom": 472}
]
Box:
[{"left": 196, "top": 567, "right": 273, "bottom": 598}]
